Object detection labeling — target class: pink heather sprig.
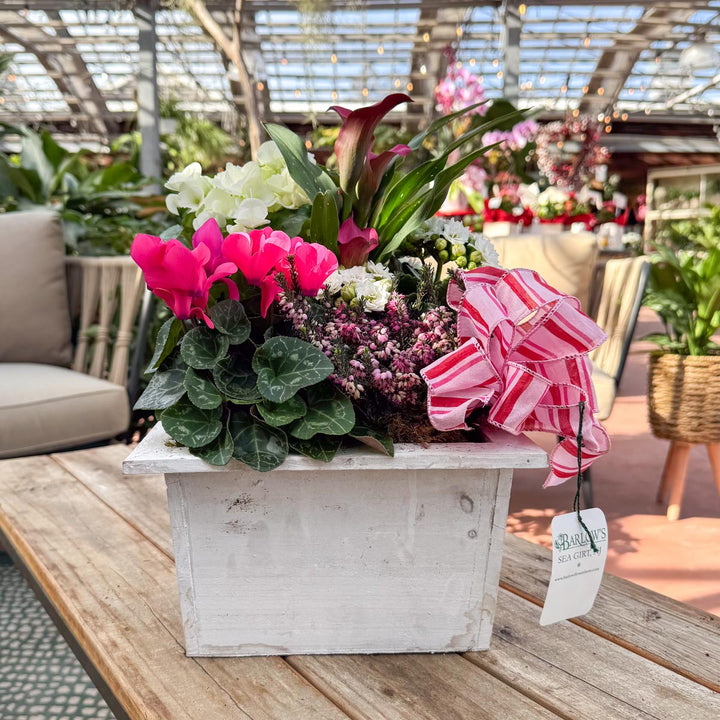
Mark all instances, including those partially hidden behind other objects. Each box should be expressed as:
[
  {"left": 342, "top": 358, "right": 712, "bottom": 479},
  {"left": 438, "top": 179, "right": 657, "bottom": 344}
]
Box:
[
  {"left": 435, "top": 63, "right": 487, "bottom": 116},
  {"left": 277, "top": 291, "right": 457, "bottom": 416}
]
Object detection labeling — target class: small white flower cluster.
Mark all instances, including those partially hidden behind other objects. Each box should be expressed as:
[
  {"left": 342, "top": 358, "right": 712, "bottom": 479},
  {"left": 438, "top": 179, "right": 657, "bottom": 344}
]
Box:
[
  {"left": 422, "top": 217, "right": 500, "bottom": 267},
  {"left": 165, "top": 141, "right": 309, "bottom": 232},
  {"left": 325, "top": 261, "right": 394, "bottom": 312}
]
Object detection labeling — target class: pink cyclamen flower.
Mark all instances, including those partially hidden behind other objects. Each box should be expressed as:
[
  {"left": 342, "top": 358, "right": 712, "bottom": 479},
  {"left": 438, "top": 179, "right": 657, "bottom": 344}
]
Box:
[
  {"left": 131, "top": 232, "right": 238, "bottom": 328},
  {"left": 338, "top": 216, "right": 379, "bottom": 267},
  {"left": 191, "top": 218, "right": 239, "bottom": 300},
  {"left": 222, "top": 227, "right": 294, "bottom": 287},
  {"left": 261, "top": 238, "right": 338, "bottom": 317}
]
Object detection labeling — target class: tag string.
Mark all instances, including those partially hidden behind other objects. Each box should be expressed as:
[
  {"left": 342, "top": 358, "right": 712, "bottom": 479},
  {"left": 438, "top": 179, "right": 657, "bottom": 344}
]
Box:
[{"left": 573, "top": 400, "right": 599, "bottom": 554}]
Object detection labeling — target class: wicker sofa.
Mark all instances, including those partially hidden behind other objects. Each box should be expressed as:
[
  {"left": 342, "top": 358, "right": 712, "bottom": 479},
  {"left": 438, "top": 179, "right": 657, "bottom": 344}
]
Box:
[{"left": 0, "top": 210, "right": 145, "bottom": 458}]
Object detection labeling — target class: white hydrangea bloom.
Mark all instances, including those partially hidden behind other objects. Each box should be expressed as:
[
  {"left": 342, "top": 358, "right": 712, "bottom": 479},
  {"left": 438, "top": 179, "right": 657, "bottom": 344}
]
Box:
[
  {"left": 225, "top": 198, "right": 270, "bottom": 233},
  {"left": 165, "top": 162, "right": 203, "bottom": 192}
]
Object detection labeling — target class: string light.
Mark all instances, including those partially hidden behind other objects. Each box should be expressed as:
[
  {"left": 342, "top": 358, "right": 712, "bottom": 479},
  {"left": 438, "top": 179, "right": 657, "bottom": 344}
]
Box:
[
  {"left": 362, "top": 87, "right": 369, "bottom": 97},
  {"left": 556, "top": 141, "right": 564, "bottom": 149},
  {"left": 597, "top": 87, "right": 605, "bottom": 96},
  {"left": 561, "top": 85, "right": 568, "bottom": 93},
  {"left": 492, "top": 58, "right": 499, "bottom": 67},
  {"left": 332, "top": 90, "right": 338, "bottom": 100},
  {"left": 305, "top": 140, "right": 312, "bottom": 149},
  {"left": 644, "top": 107, "right": 651, "bottom": 114},
  {"left": 406, "top": 82, "right": 414, "bottom": 91},
  {"left": 7, "top": 74, "right": 15, "bottom": 82},
  {"left": 281, "top": 57, "right": 287, "bottom": 65},
  {"left": 497, "top": 70, "right": 503, "bottom": 79},
  {"left": 456, "top": 27, "right": 463, "bottom": 37},
  {"left": 377, "top": 45, "right": 384, "bottom": 55},
  {"left": 330, "top": 53, "right": 337, "bottom": 63},
  {"left": 584, "top": 36, "right": 590, "bottom": 47},
  {"left": 621, "top": 112, "right": 628, "bottom": 121},
  {"left": 604, "top": 125, "right": 612, "bottom": 133},
  {"left": 469, "top": 58, "right": 476, "bottom": 66},
  {"left": 540, "top": 76, "right": 546, "bottom": 84},
  {"left": 456, "top": 61, "right": 463, "bottom": 69},
  {"left": 628, "top": 88, "right": 634, "bottom": 95},
  {"left": 519, "top": 4, "right": 527, "bottom": 15},
  {"left": 582, "top": 85, "right": 589, "bottom": 94},
  {"left": 256, "top": 81, "right": 264, "bottom": 91},
  {"left": 394, "top": 78, "right": 401, "bottom": 88},
  {"left": 604, "top": 115, "right": 611, "bottom": 123},
  {"left": 423, "top": 32, "right": 430, "bottom": 42},
  {"left": 597, "top": 113, "right": 604, "bottom": 121},
  {"left": 294, "top": 90, "right": 301, "bottom": 98},
  {"left": 612, "top": 110, "right": 619, "bottom": 119},
  {"left": 572, "top": 108, "right": 580, "bottom": 117},
  {"left": 420, "top": 64, "right": 427, "bottom": 75}
]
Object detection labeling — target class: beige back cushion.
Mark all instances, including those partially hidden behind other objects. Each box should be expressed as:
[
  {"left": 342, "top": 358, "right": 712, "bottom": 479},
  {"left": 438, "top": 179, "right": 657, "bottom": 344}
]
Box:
[
  {"left": 0, "top": 210, "right": 72, "bottom": 365},
  {"left": 493, "top": 232, "right": 599, "bottom": 311}
]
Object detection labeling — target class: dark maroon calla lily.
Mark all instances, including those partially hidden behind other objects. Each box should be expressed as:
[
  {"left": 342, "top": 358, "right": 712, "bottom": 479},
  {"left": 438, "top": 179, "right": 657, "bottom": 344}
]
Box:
[
  {"left": 357, "top": 144, "right": 412, "bottom": 215},
  {"left": 330, "top": 94, "right": 412, "bottom": 196},
  {"left": 338, "top": 216, "right": 379, "bottom": 267}
]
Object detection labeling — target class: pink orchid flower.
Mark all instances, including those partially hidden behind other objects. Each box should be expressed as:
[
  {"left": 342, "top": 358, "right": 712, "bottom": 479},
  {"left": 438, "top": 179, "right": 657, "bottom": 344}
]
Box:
[
  {"left": 338, "top": 216, "right": 379, "bottom": 267},
  {"left": 131, "top": 232, "right": 238, "bottom": 328},
  {"left": 260, "top": 237, "right": 338, "bottom": 317},
  {"left": 330, "top": 93, "right": 411, "bottom": 196}
]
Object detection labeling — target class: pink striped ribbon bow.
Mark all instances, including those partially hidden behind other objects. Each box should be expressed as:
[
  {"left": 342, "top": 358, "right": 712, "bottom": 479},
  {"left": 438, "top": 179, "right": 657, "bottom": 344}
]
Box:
[{"left": 421, "top": 266, "right": 610, "bottom": 487}]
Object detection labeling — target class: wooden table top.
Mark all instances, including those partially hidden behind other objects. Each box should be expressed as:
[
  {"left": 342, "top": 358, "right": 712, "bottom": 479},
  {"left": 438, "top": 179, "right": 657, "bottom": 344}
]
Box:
[{"left": 1, "top": 444, "right": 718, "bottom": 719}]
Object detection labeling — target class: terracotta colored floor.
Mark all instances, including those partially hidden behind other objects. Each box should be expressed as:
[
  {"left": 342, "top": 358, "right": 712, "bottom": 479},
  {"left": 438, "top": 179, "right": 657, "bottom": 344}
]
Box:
[{"left": 507, "top": 307, "right": 720, "bottom": 617}]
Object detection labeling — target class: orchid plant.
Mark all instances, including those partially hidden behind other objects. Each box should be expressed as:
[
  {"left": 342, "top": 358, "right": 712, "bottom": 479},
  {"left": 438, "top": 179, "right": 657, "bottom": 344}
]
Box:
[{"left": 130, "top": 93, "right": 608, "bottom": 484}]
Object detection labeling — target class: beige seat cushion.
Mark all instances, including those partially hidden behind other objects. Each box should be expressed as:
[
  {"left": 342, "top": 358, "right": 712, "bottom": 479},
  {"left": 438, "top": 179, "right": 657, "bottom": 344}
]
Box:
[
  {"left": 591, "top": 365, "right": 616, "bottom": 421},
  {"left": 0, "top": 363, "right": 129, "bottom": 458},
  {"left": 0, "top": 211, "right": 72, "bottom": 366},
  {"left": 493, "top": 232, "right": 599, "bottom": 311}
]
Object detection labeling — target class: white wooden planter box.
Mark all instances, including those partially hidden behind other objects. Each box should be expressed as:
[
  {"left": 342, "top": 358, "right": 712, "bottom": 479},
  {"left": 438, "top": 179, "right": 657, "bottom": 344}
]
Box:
[{"left": 123, "top": 424, "right": 547, "bottom": 657}]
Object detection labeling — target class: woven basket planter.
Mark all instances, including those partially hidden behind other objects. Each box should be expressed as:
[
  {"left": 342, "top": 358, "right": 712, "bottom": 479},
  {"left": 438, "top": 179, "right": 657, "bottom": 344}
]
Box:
[{"left": 648, "top": 352, "right": 720, "bottom": 444}]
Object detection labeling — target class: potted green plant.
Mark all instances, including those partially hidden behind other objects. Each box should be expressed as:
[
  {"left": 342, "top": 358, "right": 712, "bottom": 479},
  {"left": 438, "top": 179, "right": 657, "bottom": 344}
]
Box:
[{"left": 643, "top": 207, "right": 720, "bottom": 445}]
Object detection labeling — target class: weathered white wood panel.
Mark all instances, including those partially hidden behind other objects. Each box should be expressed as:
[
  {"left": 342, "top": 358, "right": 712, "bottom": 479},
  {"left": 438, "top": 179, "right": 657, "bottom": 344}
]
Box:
[{"left": 125, "top": 424, "right": 547, "bottom": 657}]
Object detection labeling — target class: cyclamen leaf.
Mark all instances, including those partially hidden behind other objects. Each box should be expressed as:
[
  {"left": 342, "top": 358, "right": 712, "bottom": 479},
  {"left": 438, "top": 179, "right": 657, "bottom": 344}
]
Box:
[
  {"left": 161, "top": 399, "right": 223, "bottom": 448},
  {"left": 213, "top": 354, "right": 262, "bottom": 404},
  {"left": 208, "top": 300, "right": 251, "bottom": 344},
  {"left": 289, "top": 434, "right": 342, "bottom": 462},
  {"left": 181, "top": 326, "right": 230, "bottom": 370},
  {"left": 191, "top": 426, "right": 234, "bottom": 466},
  {"left": 146, "top": 317, "right": 183, "bottom": 373},
  {"left": 350, "top": 424, "right": 395, "bottom": 457},
  {"left": 289, "top": 384, "right": 355, "bottom": 440},
  {"left": 253, "top": 336, "right": 333, "bottom": 404},
  {"left": 256, "top": 395, "right": 307, "bottom": 427},
  {"left": 229, "top": 411, "right": 288, "bottom": 472},
  {"left": 133, "top": 368, "right": 186, "bottom": 410},
  {"left": 184, "top": 368, "right": 222, "bottom": 410}
]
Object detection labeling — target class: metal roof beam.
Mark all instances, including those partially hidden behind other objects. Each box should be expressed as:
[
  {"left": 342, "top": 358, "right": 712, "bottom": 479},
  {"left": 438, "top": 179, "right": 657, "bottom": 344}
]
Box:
[
  {"left": 0, "top": 9, "right": 112, "bottom": 138},
  {"left": 578, "top": 5, "right": 699, "bottom": 115}
]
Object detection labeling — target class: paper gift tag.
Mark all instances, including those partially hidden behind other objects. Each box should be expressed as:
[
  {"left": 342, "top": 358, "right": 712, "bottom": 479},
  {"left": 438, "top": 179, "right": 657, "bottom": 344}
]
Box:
[{"left": 540, "top": 508, "right": 608, "bottom": 626}]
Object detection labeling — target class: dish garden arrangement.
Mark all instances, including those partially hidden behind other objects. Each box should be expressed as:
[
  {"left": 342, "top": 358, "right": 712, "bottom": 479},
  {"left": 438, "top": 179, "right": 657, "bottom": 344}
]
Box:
[
  {"left": 125, "top": 94, "right": 610, "bottom": 656},
  {"left": 131, "top": 93, "right": 608, "bottom": 484}
]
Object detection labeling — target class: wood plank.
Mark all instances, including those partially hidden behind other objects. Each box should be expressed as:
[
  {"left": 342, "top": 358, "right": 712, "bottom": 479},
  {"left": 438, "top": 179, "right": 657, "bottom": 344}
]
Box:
[
  {"left": 466, "top": 588, "right": 720, "bottom": 720},
  {"left": 0, "top": 454, "right": 350, "bottom": 720},
  {"left": 52, "top": 444, "right": 172, "bottom": 557},
  {"left": 501, "top": 533, "right": 720, "bottom": 693},
  {"left": 286, "top": 653, "right": 562, "bottom": 720}
]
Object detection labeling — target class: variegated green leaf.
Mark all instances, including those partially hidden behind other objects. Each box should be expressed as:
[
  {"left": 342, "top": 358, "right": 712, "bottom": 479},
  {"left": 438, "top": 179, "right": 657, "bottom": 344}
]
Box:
[
  {"left": 184, "top": 368, "right": 222, "bottom": 409},
  {"left": 134, "top": 368, "right": 186, "bottom": 410},
  {"left": 180, "top": 326, "right": 230, "bottom": 370},
  {"left": 229, "top": 411, "right": 288, "bottom": 472},
  {"left": 161, "top": 398, "right": 222, "bottom": 448}
]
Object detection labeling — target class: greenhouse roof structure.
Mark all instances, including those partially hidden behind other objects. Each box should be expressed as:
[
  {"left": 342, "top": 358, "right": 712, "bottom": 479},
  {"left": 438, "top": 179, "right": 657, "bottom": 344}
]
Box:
[{"left": 2, "top": 1, "right": 720, "bottom": 144}]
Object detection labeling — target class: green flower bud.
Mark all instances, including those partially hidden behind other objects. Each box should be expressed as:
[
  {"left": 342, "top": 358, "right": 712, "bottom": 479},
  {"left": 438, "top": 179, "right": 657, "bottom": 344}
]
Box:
[
  {"left": 438, "top": 250, "right": 450, "bottom": 262},
  {"left": 341, "top": 283, "right": 356, "bottom": 303},
  {"left": 455, "top": 256, "right": 468, "bottom": 268},
  {"left": 469, "top": 250, "right": 484, "bottom": 264},
  {"left": 451, "top": 243, "right": 466, "bottom": 258},
  {"left": 434, "top": 238, "right": 447, "bottom": 251},
  {"left": 467, "top": 261, "right": 477, "bottom": 270}
]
